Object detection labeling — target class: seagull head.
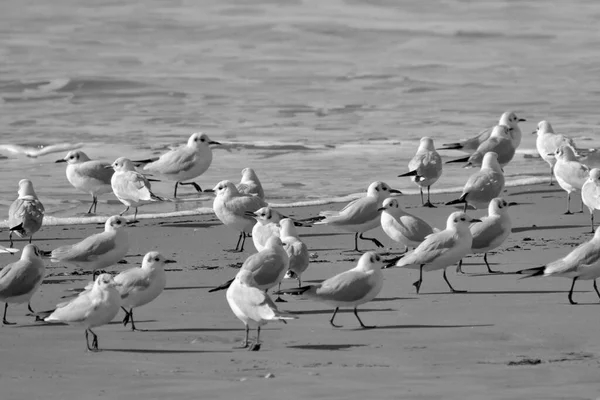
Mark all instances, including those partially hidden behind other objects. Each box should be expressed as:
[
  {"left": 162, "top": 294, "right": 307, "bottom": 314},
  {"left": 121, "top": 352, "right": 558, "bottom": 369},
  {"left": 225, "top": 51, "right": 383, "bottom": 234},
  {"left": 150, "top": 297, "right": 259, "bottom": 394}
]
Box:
[
  {"left": 188, "top": 132, "right": 221, "bottom": 149},
  {"left": 246, "top": 206, "right": 276, "bottom": 225},
  {"left": 212, "top": 180, "right": 237, "bottom": 197},
  {"left": 488, "top": 197, "right": 510, "bottom": 216},
  {"left": 17, "top": 179, "right": 38, "bottom": 199},
  {"left": 367, "top": 181, "right": 402, "bottom": 199},
  {"left": 109, "top": 157, "right": 136, "bottom": 172},
  {"left": 142, "top": 251, "right": 166, "bottom": 270},
  {"left": 377, "top": 197, "right": 400, "bottom": 213},
  {"left": 56, "top": 150, "right": 90, "bottom": 165},
  {"left": 533, "top": 120, "right": 553, "bottom": 135},
  {"left": 357, "top": 251, "right": 384, "bottom": 271},
  {"left": 500, "top": 111, "right": 526, "bottom": 127},
  {"left": 447, "top": 211, "right": 481, "bottom": 231},
  {"left": 105, "top": 215, "right": 127, "bottom": 231}
]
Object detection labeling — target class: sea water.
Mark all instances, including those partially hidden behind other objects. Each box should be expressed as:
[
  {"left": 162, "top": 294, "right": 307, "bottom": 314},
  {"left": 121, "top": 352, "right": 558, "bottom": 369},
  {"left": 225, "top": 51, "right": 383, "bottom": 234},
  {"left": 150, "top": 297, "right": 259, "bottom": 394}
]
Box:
[{"left": 2, "top": 0, "right": 600, "bottom": 225}]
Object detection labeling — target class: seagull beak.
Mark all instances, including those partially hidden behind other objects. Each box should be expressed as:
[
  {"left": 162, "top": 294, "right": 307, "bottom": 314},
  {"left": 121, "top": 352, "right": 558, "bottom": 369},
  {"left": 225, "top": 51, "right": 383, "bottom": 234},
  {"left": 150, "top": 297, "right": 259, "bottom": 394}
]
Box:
[
  {"left": 377, "top": 207, "right": 386, "bottom": 212},
  {"left": 244, "top": 211, "right": 257, "bottom": 217},
  {"left": 389, "top": 189, "right": 402, "bottom": 194},
  {"left": 518, "top": 118, "right": 526, "bottom": 122},
  {"left": 531, "top": 130, "right": 537, "bottom": 135},
  {"left": 55, "top": 159, "right": 67, "bottom": 163},
  {"left": 508, "top": 202, "right": 518, "bottom": 207},
  {"left": 209, "top": 140, "right": 221, "bottom": 145},
  {"left": 40, "top": 250, "right": 52, "bottom": 258},
  {"left": 547, "top": 153, "right": 555, "bottom": 156},
  {"left": 104, "top": 165, "right": 114, "bottom": 169},
  {"left": 471, "top": 218, "right": 482, "bottom": 223}
]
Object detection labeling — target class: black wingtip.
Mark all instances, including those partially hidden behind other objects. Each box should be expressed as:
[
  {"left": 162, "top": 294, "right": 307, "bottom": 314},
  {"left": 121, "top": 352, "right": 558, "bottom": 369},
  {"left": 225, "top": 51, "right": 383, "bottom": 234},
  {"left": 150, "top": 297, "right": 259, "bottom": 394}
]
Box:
[
  {"left": 208, "top": 278, "right": 234, "bottom": 293},
  {"left": 516, "top": 266, "right": 545, "bottom": 279},
  {"left": 440, "top": 143, "right": 463, "bottom": 150},
  {"left": 398, "top": 170, "right": 418, "bottom": 178},
  {"left": 445, "top": 156, "right": 470, "bottom": 164},
  {"left": 445, "top": 193, "right": 467, "bottom": 206},
  {"left": 9, "top": 223, "right": 23, "bottom": 232}
]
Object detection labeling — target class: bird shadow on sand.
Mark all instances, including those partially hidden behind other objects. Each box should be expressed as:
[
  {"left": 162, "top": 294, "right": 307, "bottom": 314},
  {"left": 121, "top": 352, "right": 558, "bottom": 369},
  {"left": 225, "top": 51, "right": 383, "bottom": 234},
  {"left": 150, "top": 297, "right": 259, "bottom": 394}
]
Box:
[
  {"left": 512, "top": 225, "right": 586, "bottom": 233},
  {"left": 291, "top": 308, "right": 393, "bottom": 315},
  {"left": 164, "top": 285, "right": 215, "bottom": 291},
  {"left": 368, "top": 323, "right": 494, "bottom": 330},
  {"left": 103, "top": 348, "right": 231, "bottom": 354},
  {"left": 158, "top": 222, "right": 221, "bottom": 229},
  {"left": 145, "top": 327, "right": 280, "bottom": 333},
  {"left": 418, "top": 290, "right": 587, "bottom": 295},
  {"left": 108, "top": 319, "right": 156, "bottom": 325},
  {"left": 371, "top": 297, "right": 418, "bottom": 302},
  {"left": 287, "top": 344, "right": 366, "bottom": 351},
  {"left": 300, "top": 232, "right": 351, "bottom": 238},
  {"left": 510, "top": 188, "right": 563, "bottom": 196}
]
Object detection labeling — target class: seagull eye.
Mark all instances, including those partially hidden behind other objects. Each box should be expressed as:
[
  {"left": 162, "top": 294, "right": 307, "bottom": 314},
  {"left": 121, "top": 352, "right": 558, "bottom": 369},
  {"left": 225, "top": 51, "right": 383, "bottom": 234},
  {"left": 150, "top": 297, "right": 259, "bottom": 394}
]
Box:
[
  {"left": 116, "top": 220, "right": 121, "bottom": 225},
  {"left": 154, "top": 257, "right": 160, "bottom": 262},
  {"left": 369, "top": 256, "right": 374, "bottom": 263},
  {"left": 200, "top": 138, "right": 205, "bottom": 142},
  {"left": 460, "top": 217, "right": 465, "bottom": 221},
  {"left": 375, "top": 255, "right": 381, "bottom": 261},
  {"left": 382, "top": 187, "right": 388, "bottom": 191}
]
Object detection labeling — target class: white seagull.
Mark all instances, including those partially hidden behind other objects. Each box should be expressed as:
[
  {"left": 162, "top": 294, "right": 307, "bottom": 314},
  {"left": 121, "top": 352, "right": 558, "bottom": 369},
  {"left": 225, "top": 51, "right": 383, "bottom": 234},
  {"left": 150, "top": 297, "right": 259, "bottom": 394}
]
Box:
[
  {"left": 379, "top": 197, "right": 435, "bottom": 252},
  {"left": 552, "top": 145, "right": 589, "bottom": 214},
  {"left": 398, "top": 137, "right": 442, "bottom": 207},
  {"left": 582, "top": 168, "right": 600, "bottom": 233},
  {"left": 236, "top": 168, "right": 265, "bottom": 199},
  {"left": 56, "top": 150, "right": 114, "bottom": 214},
  {"left": 279, "top": 218, "right": 310, "bottom": 287},
  {"left": 8, "top": 179, "right": 45, "bottom": 247},
  {"left": 445, "top": 124, "right": 516, "bottom": 167},
  {"left": 534, "top": 120, "right": 578, "bottom": 186},
  {"left": 135, "top": 132, "right": 220, "bottom": 198},
  {"left": 247, "top": 207, "right": 285, "bottom": 252},
  {"left": 314, "top": 181, "right": 402, "bottom": 251}
]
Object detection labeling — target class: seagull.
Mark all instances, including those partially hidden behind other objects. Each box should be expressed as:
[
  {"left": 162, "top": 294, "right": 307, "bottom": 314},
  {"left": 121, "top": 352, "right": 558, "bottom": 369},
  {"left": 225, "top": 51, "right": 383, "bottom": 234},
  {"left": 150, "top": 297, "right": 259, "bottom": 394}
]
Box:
[
  {"left": 445, "top": 124, "right": 516, "bottom": 167},
  {"left": 247, "top": 207, "right": 284, "bottom": 252},
  {"left": 314, "top": 181, "right": 402, "bottom": 252},
  {"left": 109, "top": 157, "right": 165, "bottom": 220},
  {"left": 440, "top": 111, "right": 526, "bottom": 152},
  {"left": 50, "top": 215, "right": 129, "bottom": 279},
  {"left": 114, "top": 251, "right": 167, "bottom": 331},
  {"left": 0, "top": 244, "right": 45, "bottom": 325},
  {"left": 226, "top": 269, "right": 298, "bottom": 351},
  {"left": 445, "top": 152, "right": 505, "bottom": 211},
  {"left": 392, "top": 212, "right": 480, "bottom": 293},
  {"left": 552, "top": 145, "right": 589, "bottom": 214},
  {"left": 275, "top": 251, "right": 384, "bottom": 329},
  {"left": 517, "top": 227, "right": 600, "bottom": 305},
  {"left": 236, "top": 168, "right": 265, "bottom": 199},
  {"left": 456, "top": 198, "right": 512, "bottom": 274},
  {"left": 582, "top": 168, "right": 600, "bottom": 233},
  {"left": 208, "top": 236, "right": 289, "bottom": 302},
  {"left": 398, "top": 137, "right": 442, "bottom": 207},
  {"left": 134, "top": 132, "right": 220, "bottom": 198},
  {"left": 379, "top": 197, "right": 435, "bottom": 252},
  {"left": 8, "top": 179, "right": 44, "bottom": 247},
  {"left": 44, "top": 273, "right": 121, "bottom": 352},
  {"left": 56, "top": 150, "right": 114, "bottom": 214},
  {"left": 279, "top": 218, "right": 310, "bottom": 287},
  {"left": 212, "top": 180, "right": 268, "bottom": 252},
  {"left": 534, "top": 120, "right": 578, "bottom": 186}
]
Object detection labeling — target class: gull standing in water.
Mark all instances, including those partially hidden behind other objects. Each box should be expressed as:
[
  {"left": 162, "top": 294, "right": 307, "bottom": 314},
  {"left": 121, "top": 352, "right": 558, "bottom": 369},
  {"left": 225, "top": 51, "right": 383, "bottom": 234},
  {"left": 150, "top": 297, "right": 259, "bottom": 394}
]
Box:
[
  {"left": 517, "top": 227, "right": 600, "bottom": 305},
  {"left": 114, "top": 251, "right": 166, "bottom": 331},
  {"left": 279, "top": 218, "right": 310, "bottom": 287},
  {"left": 446, "top": 152, "right": 505, "bottom": 211},
  {"left": 44, "top": 273, "right": 121, "bottom": 352},
  {"left": 275, "top": 252, "right": 384, "bottom": 329},
  {"left": 582, "top": 168, "right": 600, "bottom": 233},
  {"left": 398, "top": 137, "right": 442, "bottom": 207},
  {"left": 135, "top": 132, "right": 220, "bottom": 198},
  {"left": 445, "top": 125, "right": 516, "bottom": 167},
  {"left": 56, "top": 150, "right": 113, "bottom": 214},
  {"left": 226, "top": 269, "right": 298, "bottom": 351},
  {"left": 534, "top": 120, "right": 578, "bottom": 186},
  {"left": 393, "top": 212, "right": 480, "bottom": 293},
  {"left": 456, "top": 198, "right": 512, "bottom": 274},
  {"left": 379, "top": 198, "right": 435, "bottom": 252},
  {"left": 236, "top": 168, "right": 265, "bottom": 199},
  {"left": 314, "top": 181, "right": 402, "bottom": 252},
  {"left": 213, "top": 180, "right": 268, "bottom": 252},
  {"left": 8, "top": 179, "right": 44, "bottom": 247},
  {"left": 552, "top": 145, "right": 589, "bottom": 214},
  {"left": 109, "top": 157, "right": 165, "bottom": 220},
  {"left": 50, "top": 215, "right": 129, "bottom": 279},
  {"left": 0, "top": 244, "right": 45, "bottom": 325},
  {"left": 440, "top": 111, "right": 526, "bottom": 152}
]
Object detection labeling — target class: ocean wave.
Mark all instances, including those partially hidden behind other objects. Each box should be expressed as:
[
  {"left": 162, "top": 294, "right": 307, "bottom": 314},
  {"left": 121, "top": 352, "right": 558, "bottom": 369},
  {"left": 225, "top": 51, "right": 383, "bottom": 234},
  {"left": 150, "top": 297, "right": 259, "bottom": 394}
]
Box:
[
  {"left": 216, "top": 141, "right": 335, "bottom": 152},
  {"left": 0, "top": 142, "right": 84, "bottom": 158}
]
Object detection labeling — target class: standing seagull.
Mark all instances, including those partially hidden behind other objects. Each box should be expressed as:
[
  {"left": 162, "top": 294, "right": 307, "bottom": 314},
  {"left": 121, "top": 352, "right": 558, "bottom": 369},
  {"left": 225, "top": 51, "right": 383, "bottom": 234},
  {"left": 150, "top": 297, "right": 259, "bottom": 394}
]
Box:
[
  {"left": 44, "top": 273, "right": 121, "bottom": 352},
  {"left": 114, "top": 251, "right": 167, "bottom": 331},
  {"left": 314, "top": 181, "right": 402, "bottom": 252},
  {"left": 398, "top": 137, "right": 442, "bottom": 207},
  {"left": 446, "top": 152, "right": 505, "bottom": 211},
  {"left": 8, "top": 179, "right": 44, "bottom": 247},
  {"left": 226, "top": 269, "right": 298, "bottom": 351},
  {"left": 50, "top": 215, "right": 129, "bottom": 279},
  {"left": 582, "top": 168, "right": 600, "bottom": 233},
  {"left": 56, "top": 150, "right": 114, "bottom": 214},
  {"left": 110, "top": 157, "right": 165, "bottom": 221},
  {"left": 0, "top": 244, "right": 45, "bottom": 325},
  {"left": 279, "top": 218, "right": 310, "bottom": 287},
  {"left": 393, "top": 212, "right": 480, "bottom": 293},
  {"left": 456, "top": 198, "right": 512, "bottom": 274},
  {"left": 135, "top": 132, "right": 220, "bottom": 198},
  {"left": 236, "top": 168, "right": 265, "bottom": 199},
  {"left": 445, "top": 125, "right": 516, "bottom": 167},
  {"left": 534, "top": 120, "right": 578, "bottom": 186},
  {"left": 552, "top": 145, "right": 589, "bottom": 214},
  {"left": 379, "top": 197, "right": 435, "bottom": 252},
  {"left": 247, "top": 207, "right": 285, "bottom": 252},
  {"left": 517, "top": 227, "right": 600, "bottom": 305},
  {"left": 212, "top": 180, "right": 268, "bottom": 251},
  {"left": 275, "top": 252, "right": 384, "bottom": 329},
  {"left": 441, "top": 111, "right": 526, "bottom": 152}
]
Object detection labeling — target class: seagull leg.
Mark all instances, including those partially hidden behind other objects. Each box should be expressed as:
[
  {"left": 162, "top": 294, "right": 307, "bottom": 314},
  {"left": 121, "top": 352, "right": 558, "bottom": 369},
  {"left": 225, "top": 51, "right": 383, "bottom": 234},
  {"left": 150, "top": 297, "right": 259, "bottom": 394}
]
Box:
[
  {"left": 239, "top": 232, "right": 246, "bottom": 252},
  {"left": 121, "top": 306, "right": 130, "bottom": 326},
  {"left": 564, "top": 192, "right": 572, "bottom": 215},
  {"left": 549, "top": 167, "right": 554, "bottom": 186},
  {"left": 174, "top": 182, "right": 179, "bottom": 198},
  {"left": 578, "top": 196, "right": 584, "bottom": 214},
  {"left": 27, "top": 302, "right": 35, "bottom": 314},
  {"left": 119, "top": 206, "right": 130, "bottom": 216},
  {"left": 353, "top": 233, "right": 359, "bottom": 252},
  {"left": 249, "top": 326, "right": 261, "bottom": 351},
  {"left": 353, "top": 307, "right": 375, "bottom": 329},
  {"left": 9, "top": 232, "right": 13, "bottom": 247},
  {"left": 29, "top": 236, "right": 32, "bottom": 244},
  {"left": 93, "top": 196, "right": 98, "bottom": 213},
  {"left": 274, "top": 282, "right": 287, "bottom": 302},
  {"left": 568, "top": 277, "right": 578, "bottom": 305},
  {"left": 484, "top": 253, "right": 502, "bottom": 274},
  {"left": 133, "top": 208, "right": 138, "bottom": 222},
  {"left": 86, "top": 196, "right": 96, "bottom": 214},
  {"left": 358, "top": 233, "right": 384, "bottom": 249},
  {"left": 590, "top": 211, "right": 595, "bottom": 234},
  {"left": 455, "top": 259, "right": 464, "bottom": 274},
  {"left": 178, "top": 181, "right": 203, "bottom": 195},
  {"left": 85, "top": 329, "right": 93, "bottom": 351},
  {"left": 443, "top": 268, "right": 466, "bottom": 293},
  {"left": 89, "top": 328, "right": 99, "bottom": 351},
  {"left": 419, "top": 188, "right": 424, "bottom": 205},
  {"left": 593, "top": 279, "right": 600, "bottom": 302},
  {"left": 413, "top": 265, "right": 424, "bottom": 293},
  {"left": 235, "top": 325, "right": 250, "bottom": 348},
  {"left": 463, "top": 202, "right": 468, "bottom": 213},
  {"left": 2, "top": 303, "right": 14, "bottom": 325},
  {"left": 423, "top": 186, "right": 436, "bottom": 208},
  {"left": 128, "top": 308, "right": 143, "bottom": 331},
  {"left": 329, "top": 307, "right": 342, "bottom": 328}
]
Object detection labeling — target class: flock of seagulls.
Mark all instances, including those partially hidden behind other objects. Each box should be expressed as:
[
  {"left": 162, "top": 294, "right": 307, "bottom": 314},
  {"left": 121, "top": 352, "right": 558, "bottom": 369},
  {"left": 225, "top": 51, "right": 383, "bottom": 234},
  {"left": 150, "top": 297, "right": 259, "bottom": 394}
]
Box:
[{"left": 1, "top": 111, "right": 600, "bottom": 352}]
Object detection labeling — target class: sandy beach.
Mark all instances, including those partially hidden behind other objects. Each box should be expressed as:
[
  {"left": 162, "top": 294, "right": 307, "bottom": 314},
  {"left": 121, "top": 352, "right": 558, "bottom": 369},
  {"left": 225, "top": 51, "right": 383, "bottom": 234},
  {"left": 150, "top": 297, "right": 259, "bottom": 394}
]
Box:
[{"left": 1, "top": 183, "right": 599, "bottom": 400}]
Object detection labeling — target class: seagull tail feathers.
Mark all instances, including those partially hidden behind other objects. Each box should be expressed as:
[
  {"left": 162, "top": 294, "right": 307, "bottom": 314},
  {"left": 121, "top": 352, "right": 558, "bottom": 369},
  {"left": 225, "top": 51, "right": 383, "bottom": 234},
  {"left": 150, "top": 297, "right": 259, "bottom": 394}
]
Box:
[
  {"left": 440, "top": 142, "right": 464, "bottom": 150},
  {"left": 398, "top": 170, "right": 418, "bottom": 178},
  {"left": 515, "top": 266, "right": 546, "bottom": 279},
  {"left": 208, "top": 278, "right": 235, "bottom": 293},
  {"left": 445, "top": 156, "right": 471, "bottom": 164},
  {"left": 445, "top": 193, "right": 468, "bottom": 206}
]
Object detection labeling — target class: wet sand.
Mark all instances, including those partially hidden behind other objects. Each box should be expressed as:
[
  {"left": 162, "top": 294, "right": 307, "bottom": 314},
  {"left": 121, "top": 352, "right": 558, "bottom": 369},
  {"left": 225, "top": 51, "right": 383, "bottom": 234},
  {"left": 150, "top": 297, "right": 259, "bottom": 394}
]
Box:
[{"left": 1, "top": 183, "right": 599, "bottom": 400}]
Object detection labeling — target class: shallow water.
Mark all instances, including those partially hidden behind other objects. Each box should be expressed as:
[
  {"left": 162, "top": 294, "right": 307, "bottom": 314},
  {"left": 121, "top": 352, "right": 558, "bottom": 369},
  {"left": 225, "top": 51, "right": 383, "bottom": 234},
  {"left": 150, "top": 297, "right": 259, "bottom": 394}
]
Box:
[{"left": 2, "top": 0, "right": 600, "bottom": 222}]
